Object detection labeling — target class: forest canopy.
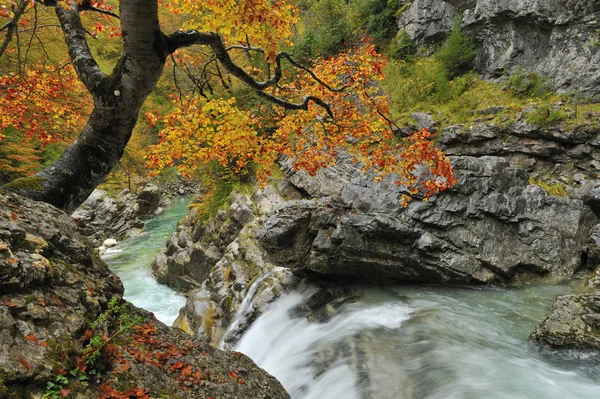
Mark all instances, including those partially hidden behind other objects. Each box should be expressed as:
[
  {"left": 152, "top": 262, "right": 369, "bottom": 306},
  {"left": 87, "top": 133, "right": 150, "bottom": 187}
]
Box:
[{"left": 0, "top": 0, "right": 456, "bottom": 211}]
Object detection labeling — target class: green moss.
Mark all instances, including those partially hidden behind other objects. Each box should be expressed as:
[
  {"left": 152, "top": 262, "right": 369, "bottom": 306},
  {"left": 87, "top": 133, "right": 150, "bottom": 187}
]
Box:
[
  {"left": 528, "top": 176, "right": 568, "bottom": 197},
  {"left": 4, "top": 176, "right": 45, "bottom": 191}
]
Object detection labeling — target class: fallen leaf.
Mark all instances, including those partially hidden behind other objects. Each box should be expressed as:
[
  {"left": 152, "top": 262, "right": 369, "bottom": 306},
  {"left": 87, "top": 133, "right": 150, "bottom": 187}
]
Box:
[
  {"left": 181, "top": 364, "right": 192, "bottom": 378},
  {"left": 19, "top": 356, "right": 31, "bottom": 371},
  {"left": 59, "top": 388, "right": 71, "bottom": 397},
  {"left": 2, "top": 298, "right": 17, "bottom": 307},
  {"left": 24, "top": 334, "right": 38, "bottom": 343},
  {"left": 172, "top": 361, "right": 183, "bottom": 370},
  {"left": 229, "top": 370, "right": 238, "bottom": 379}
]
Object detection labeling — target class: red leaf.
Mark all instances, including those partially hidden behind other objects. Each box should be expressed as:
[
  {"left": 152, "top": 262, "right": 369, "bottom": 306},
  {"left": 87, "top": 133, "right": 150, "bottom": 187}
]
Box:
[
  {"left": 24, "top": 334, "right": 38, "bottom": 343},
  {"left": 172, "top": 361, "right": 183, "bottom": 370},
  {"left": 181, "top": 364, "right": 192, "bottom": 378},
  {"left": 19, "top": 356, "right": 31, "bottom": 371},
  {"left": 228, "top": 370, "right": 238, "bottom": 379},
  {"left": 60, "top": 388, "right": 71, "bottom": 397}
]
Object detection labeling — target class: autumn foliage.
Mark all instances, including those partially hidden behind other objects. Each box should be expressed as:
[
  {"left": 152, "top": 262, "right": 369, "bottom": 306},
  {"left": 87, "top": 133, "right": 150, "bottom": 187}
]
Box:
[
  {"left": 0, "top": 63, "right": 89, "bottom": 181},
  {"left": 0, "top": 0, "right": 456, "bottom": 202},
  {"left": 147, "top": 43, "right": 456, "bottom": 202}
]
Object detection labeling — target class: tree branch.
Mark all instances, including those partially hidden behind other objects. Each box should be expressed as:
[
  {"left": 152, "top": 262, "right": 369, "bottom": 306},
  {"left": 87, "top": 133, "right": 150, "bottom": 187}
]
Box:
[
  {"left": 0, "top": 0, "right": 29, "bottom": 59},
  {"left": 55, "top": 3, "right": 106, "bottom": 92},
  {"left": 255, "top": 91, "right": 334, "bottom": 118},
  {"left": 166, "top": 30, "right": 341, "bottom": 117},
  {"left": 80, "top": 4, "right": 120, "bottom": 19}
]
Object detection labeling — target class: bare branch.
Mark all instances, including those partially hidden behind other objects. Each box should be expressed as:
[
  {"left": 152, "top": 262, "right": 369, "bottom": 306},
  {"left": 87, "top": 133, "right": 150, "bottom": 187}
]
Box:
[
  {"left": 255, "top": 91, "right": 334, "bottom": 119},
  {"left": 0, "top": 0, "right": 29, "bottom": 59},
  {"left": 80, "top": 4, "right": 120, "bottom": 19},
  {"left": 166, "top": 30, "right": 341, "bottom": 117},
  {"left": 55, "top": 3, "right": 106, "bottom": 92}
]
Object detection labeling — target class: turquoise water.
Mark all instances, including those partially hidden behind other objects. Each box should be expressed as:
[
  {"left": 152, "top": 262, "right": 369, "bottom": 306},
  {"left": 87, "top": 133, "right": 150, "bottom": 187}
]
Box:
[
  {"left": 101, "top": 197, "right": 190, "bottom": 325},
  {"left": 98, "top": 196, "right": 600, "bottom": 398}
]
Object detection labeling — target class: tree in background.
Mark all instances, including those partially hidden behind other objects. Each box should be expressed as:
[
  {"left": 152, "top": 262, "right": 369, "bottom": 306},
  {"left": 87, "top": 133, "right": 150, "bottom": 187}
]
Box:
[{"left": 0, "top": 0, "right": 456, "bottom": 213}]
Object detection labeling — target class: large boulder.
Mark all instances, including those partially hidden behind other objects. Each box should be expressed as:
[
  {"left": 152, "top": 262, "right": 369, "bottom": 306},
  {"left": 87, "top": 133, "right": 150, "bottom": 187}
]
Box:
[
  {"left": 136, "top": 184, "right": 161, "bottom": 216},
  {"left": 72, "top": 189, "right": 145, "bottom": 246},
  {"left": 398, "top": 0, "right": 600, "bottom": 96},
  {"left": 530, "top": 292, "right": 600, "bottom": 349},
  {"left": 257, "top": 155, "right": 597, "bottom": 284},
  {"left": 0, "top": 190, "right": 289, "bottom": 398}
]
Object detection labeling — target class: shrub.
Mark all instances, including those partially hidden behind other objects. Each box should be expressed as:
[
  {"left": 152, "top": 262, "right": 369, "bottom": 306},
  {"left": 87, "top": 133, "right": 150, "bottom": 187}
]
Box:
[
  {"left": 435, "top": 18, "right": 477, "bottom": 78},
  {"left": 389, "top": 30, "right": 417, "bottom": 60},
  {"left": 507, "top": 66, "right": 549, "bottom": 98},
  {"left": 525, "top": 106, "right": 567, "bottom": 128}
]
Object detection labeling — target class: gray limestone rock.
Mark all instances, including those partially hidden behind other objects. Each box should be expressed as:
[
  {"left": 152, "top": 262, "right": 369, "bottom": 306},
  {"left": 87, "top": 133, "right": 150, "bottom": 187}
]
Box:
[
  {"left": 0, "top": 190, "right": 289, "bottom": 398},
  {"left": 398, "top": 0, "right": 600, "bottom": 97},
  {"left": 531, "top": 293, "right": 600, "bottom": 349},
  {"left": 258, "top": 155, "right": 597, "bottom": 284}
]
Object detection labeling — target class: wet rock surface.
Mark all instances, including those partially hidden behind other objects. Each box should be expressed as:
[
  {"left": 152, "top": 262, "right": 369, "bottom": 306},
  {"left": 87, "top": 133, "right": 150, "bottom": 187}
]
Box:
[
  {"left": 157, "top": 184, "right": 302, "bottom": 346},
  {"left": 531, "top": 293, "right": 600, "bottom": 350},
  {"left": 0, "top": 190, "right": 289, "bottom": 398},
  {"left": 398, "top": 0, "right": 600, "bottom": 96}
]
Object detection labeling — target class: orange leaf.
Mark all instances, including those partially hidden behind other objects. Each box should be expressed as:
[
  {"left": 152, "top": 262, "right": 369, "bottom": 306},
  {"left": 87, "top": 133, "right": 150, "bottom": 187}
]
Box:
[
  {"left": 228, "top": 370, "right": 238, "bottom": 379},
  {"left": 19, "top": 356, "right": 31, "bottom": 371},
  {"left": 24, "top": 334, "right": 38, "bottom": 343},
  {"left": 172, "top": 361, "right": 183, "bottom": 370}
]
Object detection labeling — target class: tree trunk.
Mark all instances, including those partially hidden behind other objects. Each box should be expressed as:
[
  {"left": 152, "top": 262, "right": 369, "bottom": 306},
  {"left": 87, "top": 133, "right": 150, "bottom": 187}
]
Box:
[{"left": 4, "top": 0, "right": 168, "bottom": 213}]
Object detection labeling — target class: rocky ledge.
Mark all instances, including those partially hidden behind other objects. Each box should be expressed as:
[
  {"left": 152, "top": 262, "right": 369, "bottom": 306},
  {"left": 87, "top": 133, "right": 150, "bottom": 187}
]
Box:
[
  {"left": 258, "top": 152, "right": 597, "bottom": 284},
  {"left": 0, "top": 190, "right": 288, "bottom": 398},
  {"left": 72, "top": 184, "right": 166, "bottom": 247}
]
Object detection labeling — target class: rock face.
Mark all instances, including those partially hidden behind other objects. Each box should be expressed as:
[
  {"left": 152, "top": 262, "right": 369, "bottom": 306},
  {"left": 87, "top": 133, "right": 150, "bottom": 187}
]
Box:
[
  {"left": 531, "top": 293, "right": 600, "bottom": 349},
  {"left": 0, "top": 190, "right": 289, "bottom": 398},
  {"left": 154, "top": 184, "right": 302, "bottom": 346},
  {"left": 398, "top": 0, "right": 600, "bottom": 96},
  {"left": 258, "top": 153, "right": 597, "bottom": 284},
  {"left": 72, "top": 185, "right": 165, "bottom": 247}
]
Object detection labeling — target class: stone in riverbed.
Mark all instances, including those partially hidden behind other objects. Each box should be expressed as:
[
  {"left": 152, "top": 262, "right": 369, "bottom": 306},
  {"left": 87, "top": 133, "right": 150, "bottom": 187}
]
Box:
[{"left": 530, "top": 293, "right": 600, "bottom": 349}]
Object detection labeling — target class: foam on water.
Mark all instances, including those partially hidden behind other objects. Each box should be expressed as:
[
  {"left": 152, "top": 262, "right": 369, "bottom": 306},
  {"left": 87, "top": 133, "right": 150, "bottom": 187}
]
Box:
[{"left": 233, "top": 282, "right": 600, "bottom": 399}]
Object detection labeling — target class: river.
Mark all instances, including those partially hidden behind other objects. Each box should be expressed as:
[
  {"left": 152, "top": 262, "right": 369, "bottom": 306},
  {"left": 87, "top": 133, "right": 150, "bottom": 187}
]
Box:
[
  {"left": 103, "top": 200, "right": 600, "bottom": 398},
  {"left": 101, "top": 197, "right": 189, "bottom": 325}
]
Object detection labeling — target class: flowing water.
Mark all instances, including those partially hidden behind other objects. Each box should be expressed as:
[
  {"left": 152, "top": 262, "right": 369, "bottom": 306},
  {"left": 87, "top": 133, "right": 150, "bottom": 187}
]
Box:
[
  {"left": 234, "top": 280, "right": 600, "bottom": 399},
  {"left": 101, "top": 198, "right": 600, "bottom": 398},
  {"left": 101, "top": 197, "right": 190, "bottom": 325}
]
